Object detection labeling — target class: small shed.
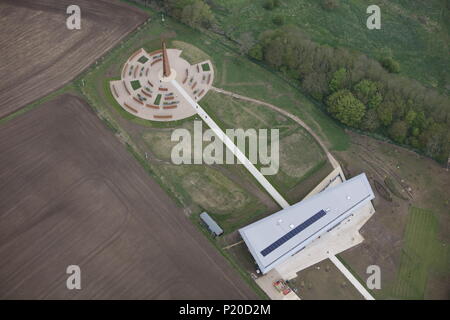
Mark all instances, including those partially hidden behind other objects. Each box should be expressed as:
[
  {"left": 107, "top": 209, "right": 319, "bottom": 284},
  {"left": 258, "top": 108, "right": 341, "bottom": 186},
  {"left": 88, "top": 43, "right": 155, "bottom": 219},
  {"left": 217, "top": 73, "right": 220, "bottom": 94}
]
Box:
[{"left": 200, "top": 212, "right": 223, "bottom": 237}]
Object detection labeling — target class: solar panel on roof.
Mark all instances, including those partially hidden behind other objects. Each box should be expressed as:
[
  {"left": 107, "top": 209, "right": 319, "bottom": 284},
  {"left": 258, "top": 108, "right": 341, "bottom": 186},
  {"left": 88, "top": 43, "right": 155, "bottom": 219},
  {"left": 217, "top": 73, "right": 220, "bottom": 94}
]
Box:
[{"left": 260, "top": 209, "right": 326, "bottom": 257}]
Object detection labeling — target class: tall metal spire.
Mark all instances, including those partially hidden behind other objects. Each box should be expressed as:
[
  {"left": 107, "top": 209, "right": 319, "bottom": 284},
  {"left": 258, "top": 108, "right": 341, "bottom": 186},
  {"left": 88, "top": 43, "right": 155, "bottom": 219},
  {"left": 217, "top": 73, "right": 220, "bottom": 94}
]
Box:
[{"left": 162, "top": 39, "right": 171, "bottom": 77}]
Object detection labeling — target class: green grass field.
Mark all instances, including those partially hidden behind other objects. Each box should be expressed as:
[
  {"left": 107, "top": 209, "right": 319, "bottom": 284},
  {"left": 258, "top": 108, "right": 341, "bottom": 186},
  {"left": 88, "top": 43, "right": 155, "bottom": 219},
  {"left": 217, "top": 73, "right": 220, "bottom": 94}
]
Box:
[
  {"left": 202, "top": 63, "right": 211, "bottom": 71},
  {"left": 162, "top": 163, "right": 267, "bottom": 229},
  {"left": 139, "top": 97, "right": 326, "bottom": 230},
  {"left": 130, "top": 80, "right": 141, "bottom": 90},
  {"left": 338, "top": 209, "right": 449, "bottom": 301},
  {"left": 387, "top": 207, "right": 449, "bottom": 299},
  {"left": 137, "top": 55, "right": 148, "bottom": 64},
  {"left": 140, "top": 122, "right": 268, "bottom": 233},
  {"left": 210, "top": 0, "right": 449, "bottom": 93},
  {"left": 201, "top": 90, "right": 327, "bottom": 197}
]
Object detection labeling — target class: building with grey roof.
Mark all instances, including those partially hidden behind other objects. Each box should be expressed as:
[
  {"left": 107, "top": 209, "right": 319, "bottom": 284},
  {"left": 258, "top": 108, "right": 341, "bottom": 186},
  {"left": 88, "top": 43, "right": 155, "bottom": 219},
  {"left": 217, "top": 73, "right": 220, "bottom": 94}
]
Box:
[
  {"left": 200, "top": 212, "right": 223, "bottom": 237},
  {"left": 239, "top": 173, "right": 375, "bottom": 274}
]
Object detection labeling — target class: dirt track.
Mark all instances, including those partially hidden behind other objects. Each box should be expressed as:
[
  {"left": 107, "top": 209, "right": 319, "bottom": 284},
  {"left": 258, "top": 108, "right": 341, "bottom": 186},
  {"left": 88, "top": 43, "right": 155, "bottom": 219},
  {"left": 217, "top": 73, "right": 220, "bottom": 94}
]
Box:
[
  {"left": 0, "top": 0, "right": 148, "bottom": 118},
  {"left": 211, "top": 87, "right": 340, "bottom": 169},
  {"left": 0, "top": 94, "right": 258, "bottom": 299}
]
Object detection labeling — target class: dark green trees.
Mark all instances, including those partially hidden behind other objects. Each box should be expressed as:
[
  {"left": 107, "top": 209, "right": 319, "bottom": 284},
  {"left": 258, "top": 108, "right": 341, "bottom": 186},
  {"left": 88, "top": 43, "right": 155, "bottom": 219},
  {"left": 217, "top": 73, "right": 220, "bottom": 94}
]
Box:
[
  {"left": 327, "top": 90, "right": 366, "bottom": 127},
  {"left": 250, "top": 25, "right": 449, "bottom": 163}
]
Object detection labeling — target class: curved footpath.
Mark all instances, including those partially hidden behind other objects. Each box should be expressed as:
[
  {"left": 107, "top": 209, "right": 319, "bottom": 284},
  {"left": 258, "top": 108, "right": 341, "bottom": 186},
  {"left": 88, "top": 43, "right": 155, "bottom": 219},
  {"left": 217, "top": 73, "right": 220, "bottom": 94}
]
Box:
[{"left": 211, "top": 87, "right": 340, "bottom": 169}]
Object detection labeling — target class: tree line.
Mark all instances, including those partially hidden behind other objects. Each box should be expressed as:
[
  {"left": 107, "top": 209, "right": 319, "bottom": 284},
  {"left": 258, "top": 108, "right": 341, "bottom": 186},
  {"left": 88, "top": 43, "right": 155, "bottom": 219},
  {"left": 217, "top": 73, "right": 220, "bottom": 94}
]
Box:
[
  {"left": 248, "top": 25, "right": 449, "bottom": 163},
  {"left": 138, "top": 0, "right": 214, "bottom": 29}
]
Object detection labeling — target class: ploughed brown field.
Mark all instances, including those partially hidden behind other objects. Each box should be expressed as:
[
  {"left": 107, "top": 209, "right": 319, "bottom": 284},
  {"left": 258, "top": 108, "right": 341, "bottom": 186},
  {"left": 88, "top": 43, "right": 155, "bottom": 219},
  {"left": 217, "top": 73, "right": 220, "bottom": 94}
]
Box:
[
  {"left": 0, "top": 0, "right": 148, "bottom": 118},
  {"left": 0, "top": 94, "right": 258, "bottom": 299}
]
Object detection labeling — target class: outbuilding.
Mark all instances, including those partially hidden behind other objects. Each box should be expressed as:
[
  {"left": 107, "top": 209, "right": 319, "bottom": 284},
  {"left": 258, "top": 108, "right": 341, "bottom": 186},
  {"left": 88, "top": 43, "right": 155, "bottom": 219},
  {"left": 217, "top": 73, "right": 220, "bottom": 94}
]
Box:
[{"left": 200, "top": 212, "right": 223, "bottom": 237}]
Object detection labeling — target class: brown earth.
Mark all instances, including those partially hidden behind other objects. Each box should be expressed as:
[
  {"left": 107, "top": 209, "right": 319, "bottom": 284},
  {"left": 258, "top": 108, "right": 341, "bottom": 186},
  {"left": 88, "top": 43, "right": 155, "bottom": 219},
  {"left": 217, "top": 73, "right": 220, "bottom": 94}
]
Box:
[
  {"left": 290, "top": 259, "right": 363, "bottom": 300},
  {"left": 0, "top": 94, "right": 258, "bottom": 299},
  {"left": 0, "top": 0, "right": 148, "bottom": 118}
]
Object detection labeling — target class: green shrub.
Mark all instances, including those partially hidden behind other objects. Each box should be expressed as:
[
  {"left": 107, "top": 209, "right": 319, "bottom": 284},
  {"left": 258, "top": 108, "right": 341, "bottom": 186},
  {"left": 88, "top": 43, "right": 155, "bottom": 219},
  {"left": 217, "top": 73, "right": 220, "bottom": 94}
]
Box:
[
  {"left": 329, "top": 68, "right": 348, "bottom": 92},
  {"left": 380, "top": 57, "right": 401, "bottom": 73},
  {"left": 263, "top": 0, "right": 280, "bottom": 10},
  {"left": 326, "top": 90, "right": 366, "bottom": 127},
  {"left": 272, "top": 15, "right": 285, "bottom": 26},
  {"left": 130, "top": 80, "right": 141, "bottom": 90},
  {"left": 154, "top": 94, "right": 162, "bottom": 105},
  {"left": 201, "top": 63, "right": 211, "bottom": 71},
  {"left": 360, "top": 109, "right": 381, "bottom": 132},
  {"left": 389, "top": 121, "right": 408, "bottom": 143},
  {"left": 248, "top": 44, "right": 263, "bottom": 60}
]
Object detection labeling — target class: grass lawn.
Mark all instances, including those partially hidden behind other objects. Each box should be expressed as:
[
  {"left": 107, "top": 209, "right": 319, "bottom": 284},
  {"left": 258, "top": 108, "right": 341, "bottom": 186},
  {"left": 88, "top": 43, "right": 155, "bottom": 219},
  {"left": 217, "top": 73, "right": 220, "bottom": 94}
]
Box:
[
  {"left": 201, "top": 62, "right": 211, "bottom": 71},
  {"left": 201, "top": 90, "right": 328, "bottom": 198},
  {"left": 161, "top": 162, "right": 267, "bottom": 232},
  {"left": 210, "top": 0, "right": 449, "bottom": 93},
  {"left": 154, "top": 93, "right": 162, "bottom": 105},
  {"left": 137, "top": 55, "right": 148, "bottom": 64},
  {"left": 140, "top": 121, "right": 269, "bottom": 233},
  {"left": 387, "top": 207, "right": 449, "bottom": 299},
  {"left": 174, "top": 40, "right": 211, "bottom": 64},
  {"left": 130, "top": 80, "right": 141, "bottom": 90}
]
